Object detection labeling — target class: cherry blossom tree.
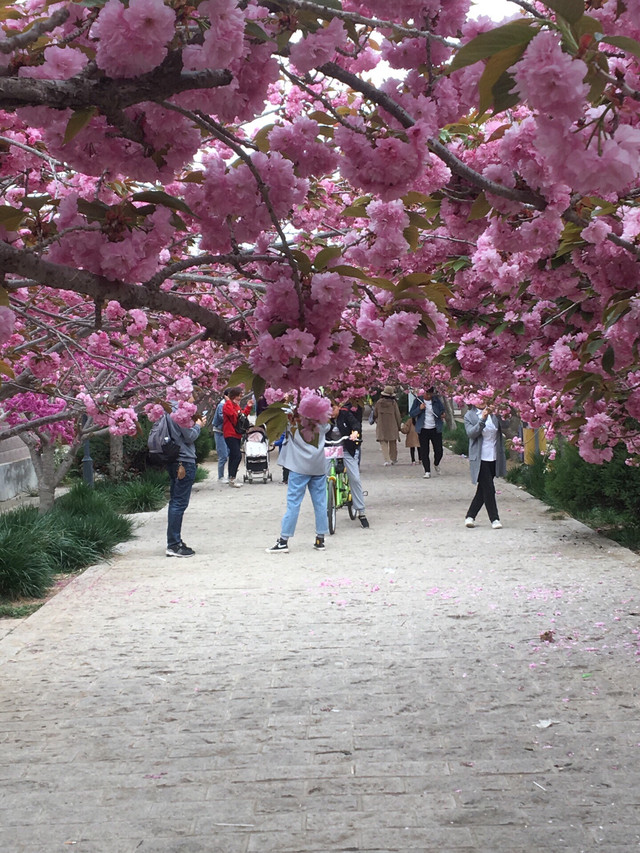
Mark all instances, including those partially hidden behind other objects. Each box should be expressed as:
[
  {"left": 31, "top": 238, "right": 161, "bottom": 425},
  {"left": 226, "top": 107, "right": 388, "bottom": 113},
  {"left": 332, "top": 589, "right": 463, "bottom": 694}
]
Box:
[{"left": 1, "top": 0, "right": 640, "bottom": 472}]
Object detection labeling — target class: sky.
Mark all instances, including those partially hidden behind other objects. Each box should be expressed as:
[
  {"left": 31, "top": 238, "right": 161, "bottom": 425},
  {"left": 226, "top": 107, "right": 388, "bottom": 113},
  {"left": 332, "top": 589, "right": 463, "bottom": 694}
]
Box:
[{"left": 468, "top": 0, "right": 514, "bottom": 20}]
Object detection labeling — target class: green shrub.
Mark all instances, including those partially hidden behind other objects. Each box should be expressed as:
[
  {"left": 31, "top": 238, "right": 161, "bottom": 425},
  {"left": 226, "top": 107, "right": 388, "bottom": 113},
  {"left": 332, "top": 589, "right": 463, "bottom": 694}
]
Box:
[
  {"left": 0, "top": 507, "right": 53, "bottom": 599},
  {"left": 194, "top": 466, "right": 209, "bottom": 483},
  {"left": 51, "top": 483, "right": 134, "bottom": 560},
  {"left": 443, "top": 420, "right": 468, "bottom": 456},
  {"left": 195, "top": 428, "right": 213, "bottom": 463},
  {"left": 95, "top": 479, "right": 167, "bottom": 514},
  {"left": 505, "top": 453, "right": 548, "bottom": 502}
]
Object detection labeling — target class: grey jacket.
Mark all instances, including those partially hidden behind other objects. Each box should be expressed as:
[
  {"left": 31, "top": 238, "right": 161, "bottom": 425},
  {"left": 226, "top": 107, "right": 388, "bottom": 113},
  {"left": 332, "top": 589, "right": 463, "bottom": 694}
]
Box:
[
  {"left": 277, "top": 424, "right": 329, "bottom": 476},
  {"left": 464, "top": 407, "right": 508, "bottom": 485},
  {"left": 168, "top": 415, "right": 201, "bottom": 464}
]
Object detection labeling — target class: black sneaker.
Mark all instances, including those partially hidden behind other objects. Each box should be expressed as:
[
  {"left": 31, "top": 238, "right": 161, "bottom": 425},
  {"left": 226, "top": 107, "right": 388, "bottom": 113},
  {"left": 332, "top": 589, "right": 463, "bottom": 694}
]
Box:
[
  {"left": 166, "top": 543, "right": 195, "bottom": 557},
  {"left": 313, "top": 536, "right": 325, "bottom": 551},
  {"left": 266, "top": 538, "right": 289, "bottom": 554},
  {"left": 359, "top": 515, "right": 370, "bottom": 528}
]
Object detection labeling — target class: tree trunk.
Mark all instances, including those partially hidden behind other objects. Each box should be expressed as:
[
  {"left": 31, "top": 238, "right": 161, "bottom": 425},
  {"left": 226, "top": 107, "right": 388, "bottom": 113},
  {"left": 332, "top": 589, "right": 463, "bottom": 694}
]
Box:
[
  {"left": 109, "top": 432, "right": 124, "bottom": 480},
  {"left": 20, "top": 432, "right": 82, "bottom": 514},
  {"left": 443, "top": 397, "right": 456, "bottom": 431}
]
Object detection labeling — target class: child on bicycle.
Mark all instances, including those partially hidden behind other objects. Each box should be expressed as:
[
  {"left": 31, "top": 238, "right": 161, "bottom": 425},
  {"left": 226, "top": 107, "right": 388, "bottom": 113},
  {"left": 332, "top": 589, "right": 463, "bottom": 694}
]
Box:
[{"left": 328, "top": 401, "right": 369, "bottom": 528}]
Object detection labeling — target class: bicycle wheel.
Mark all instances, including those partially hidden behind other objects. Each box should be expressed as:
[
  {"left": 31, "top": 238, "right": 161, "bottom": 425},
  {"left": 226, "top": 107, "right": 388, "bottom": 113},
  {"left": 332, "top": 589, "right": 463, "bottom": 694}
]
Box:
[
  {"left": 327, "top": 479, "right": 337, "bottom": 535},
  {"left": 347, "top": 493, "right": 357, "bottom": 520}
]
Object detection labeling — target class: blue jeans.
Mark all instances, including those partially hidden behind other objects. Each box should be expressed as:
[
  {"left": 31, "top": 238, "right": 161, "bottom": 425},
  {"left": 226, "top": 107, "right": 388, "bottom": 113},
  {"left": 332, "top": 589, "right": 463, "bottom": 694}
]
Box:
[
  {"left": 281, "top": 471, "right": 328, "bottom": 539},
  {"left": 214, "top": 432, "right": 229, "bottom": 479},
  {"left": 167, "top": 461, "right": 196, "bottom": 548}
]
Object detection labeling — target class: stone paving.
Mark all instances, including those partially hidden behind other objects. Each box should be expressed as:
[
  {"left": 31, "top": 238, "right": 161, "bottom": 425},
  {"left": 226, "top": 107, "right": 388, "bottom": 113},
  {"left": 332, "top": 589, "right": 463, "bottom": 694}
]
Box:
[{"left": 2, "top": 425, "right": 640, "bottom": 852}]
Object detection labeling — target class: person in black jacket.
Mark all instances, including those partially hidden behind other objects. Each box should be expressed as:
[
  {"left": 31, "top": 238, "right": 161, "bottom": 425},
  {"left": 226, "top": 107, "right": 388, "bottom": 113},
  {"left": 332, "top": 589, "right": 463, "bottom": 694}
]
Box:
[{"left": 329, "top": 401, "right": 369, "bottom": 528}]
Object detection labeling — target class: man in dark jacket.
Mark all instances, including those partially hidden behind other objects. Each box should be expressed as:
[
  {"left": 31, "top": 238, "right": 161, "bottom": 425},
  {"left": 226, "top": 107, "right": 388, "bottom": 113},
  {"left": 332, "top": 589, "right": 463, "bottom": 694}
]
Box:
[{"left": 409, "top": 387, "right": 446, "bottom": 479}]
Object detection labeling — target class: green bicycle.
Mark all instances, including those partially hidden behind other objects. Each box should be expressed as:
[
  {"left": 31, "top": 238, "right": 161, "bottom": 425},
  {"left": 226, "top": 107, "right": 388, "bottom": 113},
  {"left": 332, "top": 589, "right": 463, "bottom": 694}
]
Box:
[{"left": 325, "top": 438, "right": 358, "bottom": 535}]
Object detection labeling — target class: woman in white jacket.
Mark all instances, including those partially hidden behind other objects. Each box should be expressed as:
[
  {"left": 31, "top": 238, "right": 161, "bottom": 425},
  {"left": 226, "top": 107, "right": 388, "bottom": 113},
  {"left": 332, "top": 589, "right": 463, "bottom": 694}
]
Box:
[{"left": 464, "top": 404, "right": 509, "bottom": 530}]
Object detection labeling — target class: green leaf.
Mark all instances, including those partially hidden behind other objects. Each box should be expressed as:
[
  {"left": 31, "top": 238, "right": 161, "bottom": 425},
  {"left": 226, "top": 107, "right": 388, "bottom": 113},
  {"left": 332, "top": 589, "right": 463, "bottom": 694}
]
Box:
[
  {"left": 256, "top": 405, "right": 289, "bottom": 442},
  {"left": 253, "top": 124, "right": 273, "bottom": 154},
  {"left": 403, "top": 225, "right": 420, "bottom": 252},
  {"left": 478, "top": 43, "right": 528, "bottom": 113},
  {"left": 0, "top": 286, "right": 9, "bottom": 307},
  {"left": 468, "top": 193, "right": 491, "bottom": 221},
  {"left": 544, "top": 0, "right": 585, "bottom": 25},
  {"left": 596, "top": 34, "right": 640, "bottom": 61},
  {"left": 63, "top": 108, "right": 96, "bottom": 145},
  {"left": 491, "top": 70, "right": 520, "bottom": 113},
  {"left": 0, "top": 206, "right": 25, "bottom": 230},
  {"left": 308, "top": 110, "right": 337, "bottom": 125},
  {"left": 77, "top": 198, "right": 109, "bottom": 222},
  {"left": 131, "top": 191, "right": 194, "bottom": 217},
  {"left": 290, "top": 250, "right": 312, "bottom": 277},
  {"left": 245, "top": 20, "right": 271, "bottom": 42},
  {"left": 399, "top": 272, "right": 431, "bottom": 289},
  {"left": 0, "top": 360, "right": 14, "bottom": 379},
  {"left": 448, "top": 20, "right": 539, "bottom": 72},
  {"left": 342, "top": 204, "right": 369, "bottom": 217},
  {"left": 226, "top": 363, "right": 255, "bottom": 390},
  {"left": 182, "top": 171, "right": 204, "bottom": 183},
  {"left": 406, "top": 210, "right": 433, "bottom": 230},
  {"left": 22, "top": 195, "right": 50, "bottom": 211},
  {"left": 601, "top": 346, "right": 615, "bottom": 374},
  {"left": 252, "top": 374, "right": 266, "bottom": 401},
  {"left": 314, "top": 246, "right": 342, "bottom": 270}
]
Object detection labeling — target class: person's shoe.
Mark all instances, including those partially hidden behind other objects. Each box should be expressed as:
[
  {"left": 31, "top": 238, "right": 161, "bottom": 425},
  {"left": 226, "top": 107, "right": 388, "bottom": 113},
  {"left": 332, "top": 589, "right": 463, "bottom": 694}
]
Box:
[
  {"left": 313, "top": 536, "right": 326, "bottom": 550},
  {"left": 423, "top": 471, "right": 431, "bottom": 479},
  {"left": 219, "top": 477, "right": 229, "bottom": 484},
  {"left": 383, "top": 462, "right": 391, "bottom": 466},
  {"left": 491, "top": 519, "right": 503, "bottom": 529},
  {"left": 359, "top": 515, "right": 370, "bottom": 529},
  {"left": 229, "top": 479, "right": 243, "bottom": 488},
  {"left": 266, "top": 538, "right": 289, "bottom": 553},
  {"left": 465, "top": 517, "right": 475, "bottom": 528},
  {"left": 166, "top": 543, "right": 195, "bottom": 557},
  {"left": 434, "top": 465, "right": 441, "bottom": 474}
]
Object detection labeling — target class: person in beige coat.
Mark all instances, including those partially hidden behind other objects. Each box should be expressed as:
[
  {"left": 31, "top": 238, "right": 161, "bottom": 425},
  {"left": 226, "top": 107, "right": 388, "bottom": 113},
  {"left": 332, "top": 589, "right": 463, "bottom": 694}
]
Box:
[
  {"left": 372, "top": 386, "right": 402, "bottom": 465},
  {"left": 402, "top": 417, "right": 422, "bottom": 465}
]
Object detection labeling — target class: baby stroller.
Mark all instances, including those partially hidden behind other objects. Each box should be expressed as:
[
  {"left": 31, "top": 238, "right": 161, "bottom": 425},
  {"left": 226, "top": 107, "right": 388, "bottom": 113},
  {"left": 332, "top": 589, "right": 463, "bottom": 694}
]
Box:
[{"left": 242, "top": 425, "right": 273, "bottom": 484}]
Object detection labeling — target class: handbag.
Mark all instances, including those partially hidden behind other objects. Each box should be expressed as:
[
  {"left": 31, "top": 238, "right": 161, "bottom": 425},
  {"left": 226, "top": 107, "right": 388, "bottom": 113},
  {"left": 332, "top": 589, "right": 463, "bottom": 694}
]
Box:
[
  {"left": 400, "top": 420, "right": 411, "bottom": 435},
  {"left": 236, "top": 411, "right": 250, "bottom": 434}
]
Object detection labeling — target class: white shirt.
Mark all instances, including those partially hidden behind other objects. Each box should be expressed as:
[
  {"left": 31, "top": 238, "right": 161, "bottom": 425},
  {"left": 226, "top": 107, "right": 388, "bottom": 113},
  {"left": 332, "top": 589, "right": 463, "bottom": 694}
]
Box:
[
  {"left": 422, "top": 400, "right": 436, "bottom": 429},
  {"left": 480, "top": 414, "right": 498, "bottom": 462}
]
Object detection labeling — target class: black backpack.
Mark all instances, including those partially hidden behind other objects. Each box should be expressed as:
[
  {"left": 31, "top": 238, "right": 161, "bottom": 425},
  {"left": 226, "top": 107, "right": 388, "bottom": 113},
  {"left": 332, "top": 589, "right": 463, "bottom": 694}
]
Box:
[
  {"left": 236, "top": 412, "right": 250, "bottom": 434},
  {"left": 148, "top": 414, "right": 181, "bottom": 463}
]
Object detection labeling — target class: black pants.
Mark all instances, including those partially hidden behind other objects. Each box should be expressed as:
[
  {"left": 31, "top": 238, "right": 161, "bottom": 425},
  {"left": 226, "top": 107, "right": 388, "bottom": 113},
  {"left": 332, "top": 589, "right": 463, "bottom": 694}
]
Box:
[
  {"left": 226, "top": 436, "right": 242, "bottom": 479},
  {"left": 419, "top": 428, "right": 443, "bottom": 473},
  {"left": 467, "top": 460, "right": 499, "bottom": 522},
  {"left": 409, "top": 447, "right": 422, "bottom": 463}
]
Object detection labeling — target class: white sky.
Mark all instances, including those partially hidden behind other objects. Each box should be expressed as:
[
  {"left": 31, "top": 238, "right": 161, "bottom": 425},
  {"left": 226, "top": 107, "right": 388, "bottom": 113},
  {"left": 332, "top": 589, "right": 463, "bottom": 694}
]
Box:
[{"left": 468, "top": 0, "right": 515, "bottom": 20}]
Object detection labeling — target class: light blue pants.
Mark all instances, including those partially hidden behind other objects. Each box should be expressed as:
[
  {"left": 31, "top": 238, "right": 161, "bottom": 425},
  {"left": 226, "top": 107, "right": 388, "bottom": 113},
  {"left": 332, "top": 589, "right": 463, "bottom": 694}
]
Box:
[
  {"left": 214, "top": 431, "right": 229, "bottom": 479},
  {"left": 281, "top": 471, "right": 328, "bottom": 539}
]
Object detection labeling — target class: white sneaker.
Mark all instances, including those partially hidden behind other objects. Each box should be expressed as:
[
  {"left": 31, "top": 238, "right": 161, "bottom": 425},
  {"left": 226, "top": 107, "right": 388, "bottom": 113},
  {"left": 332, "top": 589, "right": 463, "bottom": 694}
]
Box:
[
  {"left": 491, "top": 519, "right": 503, "bottom": 529},
  {"left": 434, "top": 465, "right": 440, "bottom": 474},
  {"left": 229, "top": 479, "right": 243, "bottom": 488},
  {"left": 423, "top": 472, "right": 431, "bottom": 479},
  {"left": 465, "top": 517, "right": 475, "bottom": 528},
  {"left": 219, "top": 478, "right": 229, "bottom": 484},
  {"left": 383, "top": 462, "right": 391, "bottom": 466}
]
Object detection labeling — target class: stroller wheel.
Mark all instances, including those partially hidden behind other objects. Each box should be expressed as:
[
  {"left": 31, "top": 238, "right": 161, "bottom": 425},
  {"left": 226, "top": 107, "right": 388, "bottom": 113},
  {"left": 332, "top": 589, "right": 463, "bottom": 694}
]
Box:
[
  {"left": 243, "top": 474, "right": 247, "bottom": 482},
  {"left": 268, "top": 473, "right": 273, "bottom": 481}
]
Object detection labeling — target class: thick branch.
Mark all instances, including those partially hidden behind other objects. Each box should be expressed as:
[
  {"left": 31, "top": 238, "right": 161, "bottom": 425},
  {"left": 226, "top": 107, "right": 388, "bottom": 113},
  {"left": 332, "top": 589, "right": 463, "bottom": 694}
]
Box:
[
  {"left": 0, "top": 8, "right": 70, "bottom": 54},
  {"left": 0, "top": 241, "right": 243, "bottom": 344},
  {"left": 0, "top": 53, "right": 232, "bottom": 112}
]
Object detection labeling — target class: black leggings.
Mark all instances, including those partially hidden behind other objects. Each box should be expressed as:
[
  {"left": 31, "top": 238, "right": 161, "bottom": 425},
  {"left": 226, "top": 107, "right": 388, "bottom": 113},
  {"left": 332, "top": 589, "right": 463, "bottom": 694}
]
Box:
[
  {"left": 226, "top": 436, "right": 242, "bottom": 479},
  {"left": 467, "top": 460, "right": 499, "bottom": 522}
]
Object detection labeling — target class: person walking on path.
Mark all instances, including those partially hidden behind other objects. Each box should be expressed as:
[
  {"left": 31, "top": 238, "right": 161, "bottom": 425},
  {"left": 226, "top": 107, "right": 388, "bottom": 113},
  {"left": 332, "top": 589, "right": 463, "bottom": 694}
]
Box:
[
  {"left": 410, "top": 387, "right": 446, "bottom": 479},
  {"left": 223, "top": 386, "right": 253, "bottom": 488},
  {"left": 464, "top": 403, "right": 509, "bottom": 529},
  {"left": 328, "top": 401, "right": 369, "bottom": 528},
  {"left": 211, "top": 389, "right": 230, "bottom": 483},
  {"left": 267, "top": 418, "right": 330, "bottom": 553},
  {"left": 166, "top": 409, "right": 204, "bottom": 558},
  {"left": 372, "top": 385, "right": 402, "bottom": 466},
  {"left": 402, "top": 416, "right": 422, "bottom": 465}
]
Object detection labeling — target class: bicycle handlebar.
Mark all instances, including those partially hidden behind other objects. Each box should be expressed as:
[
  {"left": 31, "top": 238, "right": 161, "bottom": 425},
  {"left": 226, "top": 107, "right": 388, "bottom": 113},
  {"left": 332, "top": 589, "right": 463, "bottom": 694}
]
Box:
[{"left": 325, "top": 434, "right": 361, "bottom": 446}]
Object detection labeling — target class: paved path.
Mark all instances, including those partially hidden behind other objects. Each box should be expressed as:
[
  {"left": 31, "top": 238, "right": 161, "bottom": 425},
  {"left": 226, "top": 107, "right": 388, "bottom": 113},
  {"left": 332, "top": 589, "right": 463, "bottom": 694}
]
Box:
[{"left": 2, "top": 425, "right": 640, "bottom": 853}]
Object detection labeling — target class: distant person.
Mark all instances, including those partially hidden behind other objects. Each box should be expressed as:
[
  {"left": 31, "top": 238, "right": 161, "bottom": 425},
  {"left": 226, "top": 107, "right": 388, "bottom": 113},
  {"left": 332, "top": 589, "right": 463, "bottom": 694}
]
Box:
[
  {"left": 211, "top": 389, "right": 229, "bottom": 483},
  {"left": 402, "top": 417, "right": 422, "bottom": 465},
  {"left": 222, "top": 386, "right": 252, "bottom": 488},
  {"left": 410, "top": 387, "right": 446, "bottom": 479},
  {"left": 372, "top": 385, "right": 402, "bottom": 465},
  {"left": 266, "top": 416, "right": 330, "bottom": 553},
  {"left": 166, "top": 409, "right": 204, "bottom": 558},
  {"left": 464, "top": 403, "right": 509, "bottom": 529}
]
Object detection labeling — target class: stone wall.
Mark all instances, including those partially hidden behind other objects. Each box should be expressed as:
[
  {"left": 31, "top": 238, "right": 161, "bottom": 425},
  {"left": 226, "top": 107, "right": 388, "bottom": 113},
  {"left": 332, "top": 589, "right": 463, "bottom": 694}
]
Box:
[{"left": 0, "top": 431, "right": 37, "bottom": 502}]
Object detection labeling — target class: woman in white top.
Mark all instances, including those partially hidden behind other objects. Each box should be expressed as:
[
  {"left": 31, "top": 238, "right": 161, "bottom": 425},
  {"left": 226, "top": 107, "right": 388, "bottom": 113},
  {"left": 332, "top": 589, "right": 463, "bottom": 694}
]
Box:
[{"left": 463, "top": 404, "right": 509, "bottom": 529}]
